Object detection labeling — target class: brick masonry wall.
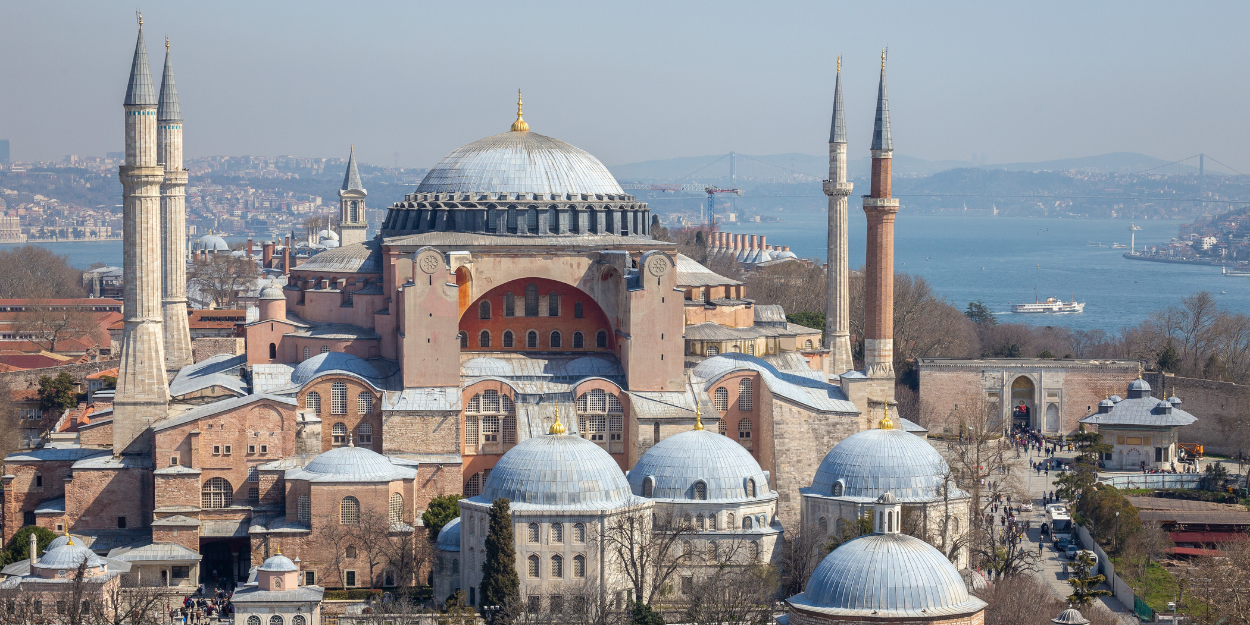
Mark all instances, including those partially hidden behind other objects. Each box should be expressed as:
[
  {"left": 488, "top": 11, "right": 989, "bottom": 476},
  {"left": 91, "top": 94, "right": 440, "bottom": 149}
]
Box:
[
  {"left": 154, "top": 473, "right": 200, "bottom": 509},
  {"left": 0, "top": 359, "right": 120, "bottom": 391},
  {"left": 193, "top": 337, "right": 244, "bottom": 363},
  {"left": 1162, "top": 373, "right": 1250, "bottom": 455},
  {"left": 154, "top": 524, "right": 201, "bottom": 553},
  {"left": 383, "top": 411, "right": 460, "bottom": 455},
  {"left": 770, "top": 400, "right": 866, "bottom": 527},
  {"left": 299, "top": 376, "right": 383, "bottom": 453},
  {"left": 65, "top": 467, "right": 151, "bottom": 532}
]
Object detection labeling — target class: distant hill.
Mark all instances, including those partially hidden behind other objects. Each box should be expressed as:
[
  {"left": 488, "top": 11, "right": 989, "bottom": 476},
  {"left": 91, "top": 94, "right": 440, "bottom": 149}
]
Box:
[{"left": 983, "top": 152, "right": 1203, "bottom": 175}]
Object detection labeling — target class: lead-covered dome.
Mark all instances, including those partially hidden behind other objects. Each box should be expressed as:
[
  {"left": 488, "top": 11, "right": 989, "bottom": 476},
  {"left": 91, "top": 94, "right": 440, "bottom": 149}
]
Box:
[
  {"left": 291, "top": 352, "right": 381, "bottom": 387},
  {"left": 628, "top": 429, "right": 770, "bottom": 501},
  {"left": 257, "top": 553, "right": 298, "bottom": 572},
  {"left": 33, "top": 540, "right": 106, "bottom": 572},
  {"left": 479, "top": 434, "right": 632, "bottom": 508},
  {"left": 794, "top": 533, "right": 985, "bottom": 617},
  {"left": 293, "top": 445, "right": 416, "bottom": 482},
  {"left": 417, "top": 132, "right": 623, "bottom": 196},
  {"left": 808, "top": 428, "right": 960, "bottom": 502},
  {"left": 436, "top": 517, "right": 462, "bottom": 552}
]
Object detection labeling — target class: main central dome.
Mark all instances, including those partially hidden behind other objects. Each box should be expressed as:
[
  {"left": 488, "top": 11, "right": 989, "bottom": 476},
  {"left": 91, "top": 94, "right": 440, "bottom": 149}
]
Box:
[{"left": 416, "top": 131, "right": 623, "bottom": 196}]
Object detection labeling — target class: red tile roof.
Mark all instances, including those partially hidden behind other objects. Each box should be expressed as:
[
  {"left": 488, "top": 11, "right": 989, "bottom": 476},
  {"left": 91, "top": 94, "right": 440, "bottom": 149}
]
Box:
[
  {"left": 86, "top": 367, "right": 119, "bottom": 380},
  {"left": 1170, "top": 531, "right": 1248, "bottom": 544},
  {"left": 1168, "top": 547, "right": 1223, "bottom": 557}
]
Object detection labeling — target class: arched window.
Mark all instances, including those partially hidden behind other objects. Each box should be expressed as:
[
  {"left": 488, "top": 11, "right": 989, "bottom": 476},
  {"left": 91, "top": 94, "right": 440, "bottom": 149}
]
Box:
[
  {"left": 831, "top": 480, "right": 844, "bottom": 497},
  {"left": 298, "top": 494, "right": 310, "bottom": 523},
  {"left": 804, "top": 339, "right": 813, "bottom": 349},
  {"left": 573, "top": 332, "right": 584, "bottom": 348},
  {"left": 550, "top": 331, "right": 562, "bottom": 348},
  {"left": 713, "top": 387, "right": 728, "bottom": 411},
  {"left": 706, "top": 345, "right": 719, "bottom": 357},
  {"left": 527, "top": 330, "right": 538, "bottom": 349},
  {"left": 248, "top": 617, "right": 261, "bottom": 625},
  {"left": 504, "top": 292, "right": 516, "bottom": 317},
  {"left": 550, "top": 555, "right": 563, "bottom": 578},
  {"left": 268, "top": 343, "right": 276, "bottom": 359},
  {"left": 574, "top": 302, "right": 584, "bottom": 318},
  {"left": 321, "top": 345, "right": 330, "bottom": 354},
  {"left": 524, "top": 284, "right": 539, "bottom": 316},
  {"left": 573, "top": 523, "right": 585, "bottom": 543},
  {"left": 642, "top": 476, "right": 654, "bottom": 498},
  {"left": 390, "top": 493, "right": 403, "bottom": 523},
  {"left": 819, "top": 516, "right": 829, "bottom": 532},
  {"left": 727, "top": 512, "right": 735, "bottom": 528},
  {"left": 479, "top": 300, "right": 491, "bottom": 319},
  {"left": 746, "top": 478, "right": 756, "bottom": 498},
  {"left": 731, "top": 345, "right": 740, "bottom": 353},
  {"left": 528, "top": 523, "right": 540, "bottom": 543},
  {"left": 479, "top": 330, "right": 491, "bottom": 348},
  {"left": 292, "top": 616, "right": 306, "bottom": 625},
  {"left": 357, "top": 422, "right": 373, "bottom": 444},
  {"left": 573, "top": 554, "right": 586, "bottom": 578},
  {"left": 527, "top": 555, "right": 540, "bottom": 578},
  {"left": 349, "top": 200, "right": 358, "bottom": 221},
  {"left": 696, "top": 514, "right": 705, "bottom": 530},
  {"left": 750, "top": 541, "right": 760, "bottom": 562},
  {"left": 742, "top": 516, "right": 753, "bottom": 530},
  {"left": 548, "top": 292, "right": 560, "bottom": 317},
  {"left": 302, "top": 346, "right": 310, "bottom": 361},
  {"left": 459, "top": 332, "right": 468, "bottom": 349},
  {"left": 270, "top": 616, "right": 284, "bottom": 625},
  {"left": 201, "top": 477, "right": 233, "bottom": 508},
  {"left": 358, "top": 392, "right": 373, "bottom": 414},
  {"left": 693, "top": 481, "right": 707, "bottom": 500},
  {"left": 451, "top": 558, "right": 459, "bottom": 574},
  {"left": 551, "top": 523, "right": 564, "bottom": 543},
  {"left": 464, "top": 472, "right": 482, "bottom": 497},
  {"left": 340, "top": 496, "right": 360, "bottom": 524},
  {"left": 718, "top": 418, "right": 727, "bottom": 435},
  {"left": 738, "top": 379, "right": 753, "bottom": 411},
  {"left": 331, "top": 382, "right": 347, "bottom": 415},
  {"left": 332, "top": 422, "right": 347, "bottom": 445},
  {"left": 503, "top": 330, "right": 514, "bottom": 348},
  {"left": 749, "top": 343, "right": 755, "bottom": 356},
  {"left": 738, "top": 418, "right": 752, "bottom": 440},
  {"left": 306, "top": 392, "right": 321, "bottom": 415},
  {"left": 596, "top": 330, "right": 608, "bottom": 348}
]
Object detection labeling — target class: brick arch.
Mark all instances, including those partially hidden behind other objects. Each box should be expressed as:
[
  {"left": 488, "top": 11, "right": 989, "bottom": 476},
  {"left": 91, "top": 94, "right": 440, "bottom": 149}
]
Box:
[
  {"left": 247, "top": 405, "right": 286, "bottom": 432},
  {"left": 458, "top": 277, "right": 615, "bottom": 353}
]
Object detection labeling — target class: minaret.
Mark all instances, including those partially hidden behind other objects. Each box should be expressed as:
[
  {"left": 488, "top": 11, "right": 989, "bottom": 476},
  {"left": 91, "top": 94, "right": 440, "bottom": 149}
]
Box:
[
  {"left": 862, "top": 49, "right": 899, "bottom": 380},
  {"left": 822, "top": 57, "right": 854, "bottom": 375},
  {"left": 158, "top": 37, "right": 192, "bottom": 370},
  {"left": 115, "top": 15, "right": 169, "bottom": 455},
  {"left": 337, "top": 146, "right": 368, "bottom": 246}
]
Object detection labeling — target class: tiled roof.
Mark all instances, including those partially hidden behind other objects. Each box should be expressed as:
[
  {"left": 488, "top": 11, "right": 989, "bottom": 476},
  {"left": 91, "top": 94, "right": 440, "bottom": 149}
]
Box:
[
  {"left": 168, "top": 353, "right": 247, "bottom": 398},
  {"left": 290, "top": 239, "right": 381, "bottom": 274},
  {"left": 674, "top": 254, "right": 741, "bottom": 287},
  {"left": 691, "top": 353, "right": 857, "bottom": 414},
  {"left": 683, "top": 322, "right": 816, "bottom": 341},
  {"left": 1080, "top": 395, "right": 1197, "bottom": 428},
  {"left": 231, "top": 586, "right": 325, "bottom": 603},
  {"left": 107, "top": 543, "right": 201, "bottom": 562}
]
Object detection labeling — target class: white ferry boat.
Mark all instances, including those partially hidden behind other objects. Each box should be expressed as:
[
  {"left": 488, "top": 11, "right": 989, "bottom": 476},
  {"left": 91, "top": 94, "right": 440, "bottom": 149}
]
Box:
[
  {"left": 1011, "top": 297, "right": 1085, "bottom": 314},
  {"left": 1223, "top": 266, "right": 1250, "bottom": 277}
]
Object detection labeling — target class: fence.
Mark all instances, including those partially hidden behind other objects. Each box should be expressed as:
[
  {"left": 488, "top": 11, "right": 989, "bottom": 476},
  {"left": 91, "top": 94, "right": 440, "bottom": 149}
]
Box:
[
  {"left": 1077, "top": 525, "right": 1141, "bottom": 617},
  {"left": 1098, "top": 474, "right": 1203, "bottom": 490}
]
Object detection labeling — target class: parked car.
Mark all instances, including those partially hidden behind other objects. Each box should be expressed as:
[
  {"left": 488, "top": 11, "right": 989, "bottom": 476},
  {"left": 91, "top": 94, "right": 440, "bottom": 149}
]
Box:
[
  {"left": 1066, "top": 544, "right": 1080, "bottom": 560},
  {"left": 1021, "top": 502, "right": 1034, "bottom": 512}
]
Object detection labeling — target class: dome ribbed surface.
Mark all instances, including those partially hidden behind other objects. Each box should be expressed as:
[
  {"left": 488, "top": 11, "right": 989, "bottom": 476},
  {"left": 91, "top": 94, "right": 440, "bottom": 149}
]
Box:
[
  {"left": 417, "top": 132, "right": 623, "bottom": 196},
  {"left": 259, "top": 283, "right": 285, "bottom": 300},
  {"left": 257, "top": 554, "right": 298, "bottom": 572},
  {"left": 301, "top": 445, "right": 411, "bottom": 481},
  {"left": 479, "top": 435, "right": 631, "bottom": 508},
  {"left": 628, "top": 429, "right": 770, "bottom": 501},
  {"left": 801, "top": 533, "right": 975, "bottom": 614},
  {"left": 291, "top": 352, "right": 379, "bottom": 386},
  {"left": 436, "top": 517, "right": 461, "bottom": 552},
  {"left": 34, "top": 542, "right": 105, "bottom": 571},
  {"left": 809, "top": 429, "right": 957, "bottom": 501}
]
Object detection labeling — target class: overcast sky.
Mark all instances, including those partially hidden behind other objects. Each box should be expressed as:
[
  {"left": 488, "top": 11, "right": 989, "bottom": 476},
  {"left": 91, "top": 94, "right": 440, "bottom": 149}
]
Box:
[{"left": 3, "top": 1, "right": 1248, "bottom": 172}]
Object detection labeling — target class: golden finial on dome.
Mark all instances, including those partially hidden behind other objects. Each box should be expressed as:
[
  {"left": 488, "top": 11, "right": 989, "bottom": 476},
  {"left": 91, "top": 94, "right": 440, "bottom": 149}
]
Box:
[
  {"left": 549, "top": 406, "right": 566, "bottom": 435},
  {"left": 693, "top": 402, "right": 704, "bottom": 431},
  {"left": 1138, "top": 362, "right": 1143, "bottom": 379},
  {"left": 878, "top": 400, "right": 894, "bottom": 430},
  {"left": 274, "top": 544, "right": 281, "bottom": 555},
  {"left": 511, "top": 89, "right": 529, "bottom": 132}
]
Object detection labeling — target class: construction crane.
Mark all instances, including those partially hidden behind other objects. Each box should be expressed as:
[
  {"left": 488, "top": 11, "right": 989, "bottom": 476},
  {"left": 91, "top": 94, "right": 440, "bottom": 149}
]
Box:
[{"left": 704, "top": 186, "right": 742, "bottom": 225}]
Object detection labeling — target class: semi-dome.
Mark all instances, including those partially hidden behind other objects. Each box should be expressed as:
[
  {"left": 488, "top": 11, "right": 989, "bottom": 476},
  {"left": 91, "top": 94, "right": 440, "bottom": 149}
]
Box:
[
  {"left": 436, "top": 517, "right": 462, "bottom": 552},
  {"left": 417, "top": 131, "right": 623, "bottom": 196},
  {"left": 795, "top": 533, "right": 985, "bottom": 617},
  {"left": 808, "top": 428, "right": 960, "bottom": 502},
  {"left": 479, "top": 433, "right": 632, "bottom": 508},
  {"left": 297, "top": 444, "right": 415, "bottom": 482},
  {"left": 257, "top": 553, "right": 298, "bottom": 572},
  {"left": 628, "top": 429, "right": 771, "bottom": 501},
  {"left": 291, "top": 352, "right": 381, "bottom": 387}
]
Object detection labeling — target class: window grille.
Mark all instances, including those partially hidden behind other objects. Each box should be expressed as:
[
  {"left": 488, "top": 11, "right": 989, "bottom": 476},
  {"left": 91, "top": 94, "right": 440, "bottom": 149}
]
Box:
[
  {"left": 340, "top": 496, "right": 360, "bottom": 524},
  {"left": 504, "top": 292, "right": 515, "bottom": 317},
  {"left": 727, "top": 512, "right": 735, "bottom": 528},
  {"left": 524, "top": 284, "right": 539, "bottom": 316},
  {"left": 357, "top": 423, "right": 373, "bottom": 444},
  {"left": 390, "top": 493, "right": 403, "bottom": 523},
  {"left": 321, "top": 345, "right": 330, "bottom": 354},
  {"left": 464, "top": 472, "right": 481, "bottom": 497},
  {"left": 503, "top": 330, "right": 514, "bottom": 347},
  {"left": 738, "top": 418, "right": 752, "bottom": 440},
  {"left": 718, "top": 418, "right": 727, "bottom": 435},
  {"left": 459, "top": 332, "right": 468, "bottom": 348},
  {"left": 747, "top": 478, "right": 757, "bottom": 497},
  {"left": 609, "top": 416, "right": 623, "bottom": 442},
  {"left": 527, "top": 555, "right": 539, "bottom": 578},
  {"left": 573, "top": 554, "right": 586, "bottom": 577},
  {"left": 483, "top": 415, "right": 500, "bottom": 442},
  {"left": 742, "top": 516, "right": 753, "bottom": 529},
  {"left": 550, "top": 331, "right": 562, "bottom": 348},
  {"left": 248, "top": 466, "right": 259, "bottom": 482},
  {"left": 527, "top": 331, "right": 538, "bottom": 348},
  {"left": 573, "top": 523, "right": 585, "bottom": 542},
  {"left": 714, "top": 387, "right": 728, "bottom": 411},
  {"left": 467, "top": 394, "right": 481, "bottom": 413},
  {"left": 748, "top": 343, "right": 755, "bottom": 355},
  {"left": 550, "top": 555, "right": 563, "bottom": 578},
  {"left": 573, "top": 332, "right": 584, "bottom": 348},
  {"left": 693, "top": 482, "right": 707, "bottom": 500},
  {"left": 551, "top": 523, "right": 563, "bottom": 543},
  {"left": 528, "top": 523, "right": 540, "bottom": 543},
  {"left": 596, "top": 330, "right": 608, "bottom": 348},
  {"left": 706, "top": 345, "right": 719, "bottom": 357},
  {"left": 483, "top": 389, "right": 500, "bottom": 412},
  {"left": 358, "top": 392, "right": 373, "bottom": 414},
  {"left": 331, "top": 382, "right": 347, "bottom": 414},
  {"left": 302, "top": 346, "right": 310, "bottom": 361},
  {"left": 306, "top": 391, "right": 321, "bottom": 415},
  {"left": 201, "top": 477, "right": 233, "bottom": 508},
  {"left": 332, "top": 422, "right": 347, "bottom": 445},
  {"left": 548, "top": 292, "right": 559, "bottom": 316},
  {"left": 465, "top": 417, "right": 479, "bottom": 446},
  {"left": 298, "top": 495, "right": 310, "bottom": 523},
  {"left": 503, "top": 415, "right": 517, "bottom": 444},
  {"left": 479, "top": 330, "right": 491, "bottom": 347},
  {"left": 804, "top": 339, "right": 813, "bottom": 349},
  {"left": 696, "top": 514, "right": 705, "bottom": 530},
  {"left": 738, "top": 379, "right": 753, "bottom": 411},
  {"left": 479, "top": 300, "right": 491, "bottom": 319},
  {"left": 248, "top": 487, "right": 259, "bottom": 504},
  {"left": 751, "top": 541, "right": 760, "bottom": 562}
]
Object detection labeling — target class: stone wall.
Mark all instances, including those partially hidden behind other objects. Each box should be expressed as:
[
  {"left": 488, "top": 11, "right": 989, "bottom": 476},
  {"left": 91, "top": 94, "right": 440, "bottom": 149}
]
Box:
[
  {"left": 193, "top": 337, "right": 244, "bottom": 363},
  {"left": 66, "top": 466, "right": 152, "bottom": 532},
  {"left": 0, "top": 359, "right": 121, "bottom": 391},
  {"left": 1162, "top": 373, "right": 1250, "bottom": 456},
  {"left": 769, "top": 398, "right": 866, "bottom": 527}
]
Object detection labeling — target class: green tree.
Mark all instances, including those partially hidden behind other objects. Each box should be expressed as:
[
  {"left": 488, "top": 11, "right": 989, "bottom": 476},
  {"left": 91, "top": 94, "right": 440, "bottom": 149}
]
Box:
[
  {"left": 97, "top": 375, "right": 117, "bottom": 390},
  {"left": 1202, "top": 461, "right": 1230, "bottom": 492},
  {"left": 479, "top": 498, "right": 520, "bottom": 623},
  {"left": 2, "top": 525, "right": 57, "bottom": 566},
  {"left": 37, "top": 372, "right": 77, "bottom": 415},
  {"left": 1037, "top": 350, "right": 1056, "bottom": 359},
  {"left": 1066, "top": 551, "right": 1112, "bottom": 607},
  {"left": 964, "top": 300, "right": 997, "bottom": 326},
  {"left": 1156, "top": 341, "right": 1180, "bottom": 373},
  {"left": 1070, "top": 430, "right": 1112, "bottom": 465},
  {"left": 786, "top": 311, "right": 826, "bottom": 332},
  {"left": 421, "top": 494, "right": 462, "bottom": 541},
  {"left": 628, "top": 600, "right": 666, "bottom": 625}
]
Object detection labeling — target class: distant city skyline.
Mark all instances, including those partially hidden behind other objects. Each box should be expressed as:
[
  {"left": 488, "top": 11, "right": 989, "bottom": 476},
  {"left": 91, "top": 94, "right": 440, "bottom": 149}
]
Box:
[{"left": 2, "top": 1, "right": 1249, "bottom": 172}]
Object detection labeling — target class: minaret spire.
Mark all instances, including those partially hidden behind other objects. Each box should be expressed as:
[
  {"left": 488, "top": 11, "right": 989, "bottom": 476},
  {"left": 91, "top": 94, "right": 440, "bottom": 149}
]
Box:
[
  {"left": 337, "top": 146, "right": 368, "bottom": 245},
  {"left": 822, "top": 56, "right": 853, "bottom": 374},
  {"left": 124, "top": 15, "right": 156, "bottom": 107},
  {"left": 159, "top": 36, "right": 192, "bottom": 370},
  {"left": 862, "top": 47, "right": 900, "bottom": 383},
  {"left": 871, "top": 48, "right": 892, "bottom": 152}
]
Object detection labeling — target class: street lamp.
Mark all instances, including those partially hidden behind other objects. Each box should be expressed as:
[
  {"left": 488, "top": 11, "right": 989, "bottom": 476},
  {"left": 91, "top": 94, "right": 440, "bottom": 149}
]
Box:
[
  {"left": 1114, "top": 511, "right": 1120, "bottom": 552},
  {"left": 482, "top": 604, "right": 502, "bottom": 625}
]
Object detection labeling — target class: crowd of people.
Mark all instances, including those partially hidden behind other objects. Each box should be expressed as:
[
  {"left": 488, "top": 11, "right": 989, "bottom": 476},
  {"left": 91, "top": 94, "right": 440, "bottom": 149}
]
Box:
[{"left": 169, "top": 587, "right": 235, "bottom": 624}]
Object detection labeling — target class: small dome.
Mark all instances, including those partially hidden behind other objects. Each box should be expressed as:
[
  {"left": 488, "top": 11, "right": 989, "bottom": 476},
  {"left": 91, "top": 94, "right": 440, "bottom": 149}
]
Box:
[
  {"left": 34, "top": 541, "right": 105, "bottom": 571},
  {"left": 436, "top": 518, "right": 462, "bottom": 552},
  {"left": 775, "top": 251, "right": 798, "bottom": 259},
  {"left": 302, "top": 445, "right": 411, "bottom": 482},
  {"left": 461, "top": 357, "right": 514, "bottom": 378},
  {"left": 1109, "top": 394, "right": 1123, "bottom": 403},
  {"left": 417, "top": 131, "right": 623, "bottom": 196},
  {"left": 318, "top": 229, "right": 339, "bottom": 241},
  {"left": 809, "top": 429, "right": 960, "bottom": 501},
  {"left": 1052, "top": 608, "right": 1091, "bottom": 625},
  {"left": 1169, "top": 395, "right": 1182, "bottom": 406},
  {"left": 479, "top": 434, "right": 632, "bottom": 507},
  {"left": 1098, "top": 398, "right": 1114, "bottom": 407},
  {"left": 196, "top": 234, "right": 230, "bottom": 252},
  {"left": 799, "top": 533, "right": 983, "bottom": 615},
  {"left": 291, "top": 352, "right": 380, "bottom": 387},
  {"left": 629, "top": 429, "right": 770, "bottom": 501},
  {"left": 257, "top": 553, "right": 298, "bottom": 572},
  {"left": 1127, "top": 378, "right": 1151, "bottom": 394},
  {"left": 876, "top": 492, "right": 898, "bottom": 505},
  {"left": 258, "top": 282, "right": 285, "bottom": 300}
]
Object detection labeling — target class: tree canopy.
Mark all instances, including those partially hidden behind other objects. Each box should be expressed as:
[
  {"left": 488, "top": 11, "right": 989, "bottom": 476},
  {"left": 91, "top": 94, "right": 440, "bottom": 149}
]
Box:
[
  {"left": 421, "top": 494, "right": 461, "bottom": 541},
  {"left": 479, "top": 498, "right": 520, "bottom": 622}
]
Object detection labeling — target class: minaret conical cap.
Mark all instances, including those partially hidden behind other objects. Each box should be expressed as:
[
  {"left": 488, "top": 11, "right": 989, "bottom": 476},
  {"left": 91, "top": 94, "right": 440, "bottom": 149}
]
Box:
[
  {"left": 124, "top": 17, "right": 157, "bottom": 106},
  {"left": 341, "top": 146, "right": 365, "bottom": 193},
  {"left": 157, "top": 37, "right": 182, "bottom": 122},
  {"left": 870, "top": 48, "right": 892, "bottom": 152},
  {"left": 829, "top": 57, "right": 846, "bottom": 144}
]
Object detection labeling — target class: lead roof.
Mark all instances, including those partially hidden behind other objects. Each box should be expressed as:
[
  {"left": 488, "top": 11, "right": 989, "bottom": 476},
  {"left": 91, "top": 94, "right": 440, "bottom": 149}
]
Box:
[
  {"left": 124, "top": 26, "right": 156, "bottom": 106},
  {"left": 157, "top": 45, "right": 181, "bottom": 121}
]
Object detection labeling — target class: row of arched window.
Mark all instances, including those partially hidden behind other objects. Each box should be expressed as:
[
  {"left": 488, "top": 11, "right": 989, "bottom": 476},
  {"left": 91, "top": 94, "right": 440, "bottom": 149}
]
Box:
[
  {"left": 478, "top": 287, "right": 587, "bottom": 320},
  {"left": 712, "top": 380, "right": 753, "bottom": 412},
  {"left": 639, "top": 477, "right": 758, "bottom": 500},
  {"left": 525, "top": 554, "right": 586, "bottom": 579},
  {"left": 679, "top": 539, "right": 762, "bottom": 563},
  {"left": 460, "top": 329, "right": 608, "bottom": 350},
  {"left": 245, "top": 615, "right": 305, "bottom": 625},
  {"left": 305, "top": 382, "right": 374, "bottom": 416},
  {"left": 525, "top": 522, "right": 586, "bottom": 544},
  {"left": 466, "top": 390, "right": 518, "bottom": 448}
]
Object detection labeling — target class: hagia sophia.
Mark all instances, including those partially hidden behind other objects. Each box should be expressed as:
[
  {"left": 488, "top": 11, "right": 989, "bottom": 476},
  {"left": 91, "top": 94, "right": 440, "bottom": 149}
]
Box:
[{"left": 0, "top": 22, "right": 993, "bottom": 625}]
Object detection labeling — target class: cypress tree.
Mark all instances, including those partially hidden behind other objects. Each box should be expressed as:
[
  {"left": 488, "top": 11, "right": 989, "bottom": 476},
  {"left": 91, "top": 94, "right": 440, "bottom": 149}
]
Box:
[{"left": 479, "top": 497, "right": 520, "bottom": 622}]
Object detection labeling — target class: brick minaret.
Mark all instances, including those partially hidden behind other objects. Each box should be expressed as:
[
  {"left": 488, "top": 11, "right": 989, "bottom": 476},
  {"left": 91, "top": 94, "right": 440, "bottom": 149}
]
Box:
[
  {"left": 822, "top": 58, "right": 854, "bottom": 375},
  {"left": 862, "top": 50, "right": 898, "bottom": 380},
  {"left": 115, "top": 16, "right": 169, "bottom": 455},
  {"left": 158, "top": 38, "right": 192, "bottom": 371},
  {"left": 337, "top": 147, "right": 368, "bottom": 246}
]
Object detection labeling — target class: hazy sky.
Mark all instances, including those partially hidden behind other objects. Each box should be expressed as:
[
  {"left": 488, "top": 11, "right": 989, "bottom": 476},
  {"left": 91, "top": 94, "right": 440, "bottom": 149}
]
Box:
[{"left": 3, "top": 1, "right": 1249, "bottom": 172}]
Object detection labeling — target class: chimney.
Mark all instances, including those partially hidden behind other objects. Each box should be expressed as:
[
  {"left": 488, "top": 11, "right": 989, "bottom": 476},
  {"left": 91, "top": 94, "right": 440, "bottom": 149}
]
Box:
[
  {"left": 750, "top": 235, "right": 758, "bottom": 251},
  {"left": 783, "top": 246, "right": 791, "bottom": 252},
  {"left": 247, "top": 238, "right": 253, "bottom": 257},
  {"left": 263, "top": 242, "right": 274, "bottom": 267},
  {"left": 759, "top": 235, "right": 767, "bottom": 249},
  {"left": 29, "top": 532, "right": 37, "bottom": 566},
  {"left": 283, "top": 245, "right": 291, "bottom": 273},
  {"left": 734, "top": 234, "right": 742, "bottom": 251}
]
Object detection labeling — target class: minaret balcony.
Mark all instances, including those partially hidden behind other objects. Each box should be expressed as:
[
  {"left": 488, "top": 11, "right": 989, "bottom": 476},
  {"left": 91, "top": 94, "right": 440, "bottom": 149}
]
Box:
[{"left": 822, "top": 181, "right": 853, "bottom": 196}]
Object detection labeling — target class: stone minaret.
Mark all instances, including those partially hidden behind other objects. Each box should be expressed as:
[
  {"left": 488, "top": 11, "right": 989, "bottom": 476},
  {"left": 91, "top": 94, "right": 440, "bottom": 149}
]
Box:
[
  {"left": 862, "top": 50, "right": 898, "bottom": 380},
  {"left": 822, "top": 58, "right": 853, "bottom": 375},
  {"left": 115, "top": 17, "right": 169, "bottom": 455},
  {"left": 158, "top": 38, "right": 192, "bottom": 370},
  {"left": 337, "top": 147, "right": 368, "bottom": 246}
]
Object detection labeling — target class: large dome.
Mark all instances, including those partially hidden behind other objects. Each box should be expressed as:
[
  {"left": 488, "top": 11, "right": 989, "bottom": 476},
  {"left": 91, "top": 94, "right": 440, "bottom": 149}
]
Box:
[
  {"left": 628, "top": 429, "right": 771, "bottom": 501},
  {"left": 795, "top": 533, "right": 985, "bottom": 617},
  {"left": 808, "top": 428, "right": 960, "bottom": 502},
  {"left": 417, "top": 131, "right": 623, "bottom": 196},
  {"left": 291, "top": 352, "right": 381, "bottom": 387},
  {"left": 479, "top": 433, "right": 633, "bottom": 508}
]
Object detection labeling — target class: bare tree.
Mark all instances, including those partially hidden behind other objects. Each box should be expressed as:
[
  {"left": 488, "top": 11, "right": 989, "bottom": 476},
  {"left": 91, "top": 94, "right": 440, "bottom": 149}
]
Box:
[
  {"left": 14, "top": 301, "right": 102, "bottom": 352},
  {"left": 351, "top": 510, "right": 394, "bottom": 588},
  {"left": 187, "top": 252, "right": 260, "bottom": 309},
  {"left": 0, "top": 245, "right": 88, "bottom": 299},
  {"left": 681, "top": 537, "right": 778, "bottom": 625},
  {"left": 779, "top": 524, "right": 826, "bottom": 598},
  {"left": 381, "top": 525, "right": 433, "bottom": 589},
  {"left": 315, "top": 519, "right": 354, "bottom": 589},
  {"left": 599, "top": 506, "right": 697, "bottom": 606},
  {"left": 0, "top": 375, "right": 23, "bottom": 459},
  {"left": 975, "top": 573, "right": 1123, "bottom": 625},
  {"left": 90, "top": 572, "right": 173, "bottom": 625}
]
